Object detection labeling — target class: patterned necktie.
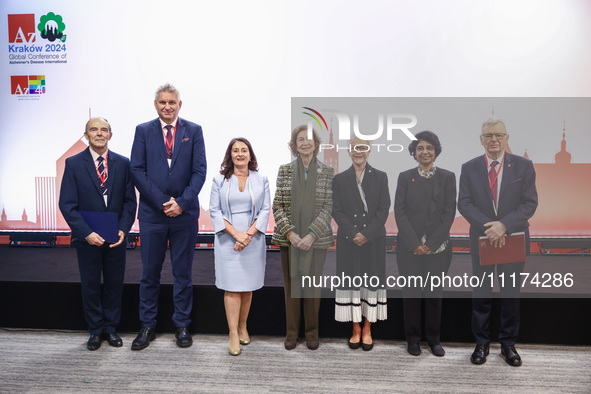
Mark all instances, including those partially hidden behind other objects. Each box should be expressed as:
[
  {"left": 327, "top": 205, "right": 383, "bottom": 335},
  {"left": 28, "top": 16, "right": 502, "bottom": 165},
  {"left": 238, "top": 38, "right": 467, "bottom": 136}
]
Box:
[
  {"left": 165, "top": 125, "right": 173, "bottom": 159},
  {"left": 97, "top": 156, "right": 108, "bottom": 197},
  {"left": 488, "top": 160, "right": 499, "bottom": 208}
]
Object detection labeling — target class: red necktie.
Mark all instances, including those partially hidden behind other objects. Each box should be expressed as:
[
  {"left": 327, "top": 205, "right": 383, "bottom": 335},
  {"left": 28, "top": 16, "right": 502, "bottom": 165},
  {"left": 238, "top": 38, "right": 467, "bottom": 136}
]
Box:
[
  {"left": 488, "top": 160, "right": 499, "bottom": 208},
  {"left": 97, "top": 156, "right": 107, "bottom": 191},
  {"left": 165, "top": 125, "right": 173, "bottom": 159}
]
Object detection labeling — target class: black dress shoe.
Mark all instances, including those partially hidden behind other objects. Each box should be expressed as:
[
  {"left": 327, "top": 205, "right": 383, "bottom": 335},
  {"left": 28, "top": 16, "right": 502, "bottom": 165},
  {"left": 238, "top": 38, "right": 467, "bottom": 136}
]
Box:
[
  {"left": 87, "top": 334, "right": 102, "bottom": 351},
  {"left": 361, "top": 342, "right": 374, "bottom": 351},
  {"left": 348, "top": 340, "right": 361, "bottom": 349},
  {"left": 501, "top": 345, "right": 522, "bottom": 367},
  {"left": 470, "top": 343, "right": 489, "bottom": 364},
  {"left": 284, "top": 338, "right": 297, "bottom": 350},
  {"left": 102, "top": 332, "right": 123, "bottom": 347},
  {"left": 429, "top": 343, "right": 445, "bottom": 357},
  {"left": 407, "top": 342, "right": 421, "bottom": 356},
  {"left": 175, "top": 327, "right": 193, "bottom": 348},
  {"left": 131, "top": 327, "right": 156, "bottom": 351}
]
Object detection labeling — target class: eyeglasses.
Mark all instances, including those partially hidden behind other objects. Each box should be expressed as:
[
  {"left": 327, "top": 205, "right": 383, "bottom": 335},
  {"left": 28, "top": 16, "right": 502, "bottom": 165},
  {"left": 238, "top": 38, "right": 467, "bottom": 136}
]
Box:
[
  {"left": 481, "top": 133, "right": 507, "bottom": 140},
  {"left": 416, "top": 146, "right": 435, "bottom": 152},
  {"left": 352, "top": 145, "right": 370, "bottom": 152}
]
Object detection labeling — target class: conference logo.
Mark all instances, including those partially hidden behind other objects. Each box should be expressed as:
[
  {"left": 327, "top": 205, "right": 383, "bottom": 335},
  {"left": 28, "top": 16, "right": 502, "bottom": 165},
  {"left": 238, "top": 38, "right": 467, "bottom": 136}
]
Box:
[
  {"left": 7, "top": 12, "right": 68, "bottom": 65},
  {"left": 301, "top": 106, "right": 418, "bottom": 153},
  {"left": 38, "top": 12, "right": 67, "bottom": 43},
  {"left": 11, "top": 75, "right": 46, "bottom": 96}
]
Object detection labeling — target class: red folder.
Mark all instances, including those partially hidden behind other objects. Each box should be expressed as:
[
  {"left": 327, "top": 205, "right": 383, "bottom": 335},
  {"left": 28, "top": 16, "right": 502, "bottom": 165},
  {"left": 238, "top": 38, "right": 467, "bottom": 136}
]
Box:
[{"left": 478, "top": 232, "right": 526, "bottom": 266}]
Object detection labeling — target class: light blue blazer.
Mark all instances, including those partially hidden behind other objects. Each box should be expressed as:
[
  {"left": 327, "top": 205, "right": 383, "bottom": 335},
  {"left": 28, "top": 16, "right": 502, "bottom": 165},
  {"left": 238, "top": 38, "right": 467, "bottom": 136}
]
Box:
[{"left": 209, "top": 171, "right": 271, "bottom": 234}]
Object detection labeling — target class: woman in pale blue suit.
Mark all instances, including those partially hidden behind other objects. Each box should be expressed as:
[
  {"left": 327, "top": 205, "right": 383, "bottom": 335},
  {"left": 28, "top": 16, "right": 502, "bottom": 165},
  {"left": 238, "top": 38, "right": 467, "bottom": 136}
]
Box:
[{"left": 210, "top": 137, "right": 271, "bottom": 356}]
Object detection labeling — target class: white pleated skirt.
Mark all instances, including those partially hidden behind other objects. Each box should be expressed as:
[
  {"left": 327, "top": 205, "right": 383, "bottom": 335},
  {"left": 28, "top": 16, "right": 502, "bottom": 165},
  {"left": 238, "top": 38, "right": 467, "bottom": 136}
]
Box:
[{"left": 335, "top": 288, "right": 387, "bottom": 323}]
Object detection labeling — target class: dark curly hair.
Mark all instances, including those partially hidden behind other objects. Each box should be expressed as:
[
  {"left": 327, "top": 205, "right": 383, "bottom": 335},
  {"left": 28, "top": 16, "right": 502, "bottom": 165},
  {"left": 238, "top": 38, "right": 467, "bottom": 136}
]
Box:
[
  {"left": 220, "top": 137, "right": 259, "bottom": 179},
  {"left": 408, "top": 130, "right": 442, "bottom": 160}
]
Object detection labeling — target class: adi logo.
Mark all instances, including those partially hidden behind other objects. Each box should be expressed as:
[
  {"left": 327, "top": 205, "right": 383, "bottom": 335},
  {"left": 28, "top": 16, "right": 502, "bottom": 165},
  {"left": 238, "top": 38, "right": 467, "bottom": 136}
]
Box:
[
  {"left": 7, "top": 12, "right": 68, "bottom": 65},
  {"left": 8, "top": 14, "right": 36, "bottom": 44},
  {"left": 11, "top": 75, "right": 46, "bottom": 95},
  {"left": 7, "top": 12, "right": 67, "bottom": 44},
  {"left": 38, "top": 12, "right": 66, "bottom": 43}
]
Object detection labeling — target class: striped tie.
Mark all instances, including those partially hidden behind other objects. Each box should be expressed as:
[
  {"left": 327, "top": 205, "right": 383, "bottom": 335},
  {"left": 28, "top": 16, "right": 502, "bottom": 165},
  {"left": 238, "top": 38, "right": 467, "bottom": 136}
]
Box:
[{"left": 97, "top": 156, "right": 108, "bottom": 197}]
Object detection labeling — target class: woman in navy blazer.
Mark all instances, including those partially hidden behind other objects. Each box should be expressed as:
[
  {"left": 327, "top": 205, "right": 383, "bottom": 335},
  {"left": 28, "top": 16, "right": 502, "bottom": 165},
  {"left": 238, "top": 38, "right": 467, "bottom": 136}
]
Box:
[
  {"left": 394, "top": 131, "right": 456, "bottom": 357},
  {"left": 210, "top": 137, "right": 270, "bottom": 356},
  {"left": 332, "top": 137, "right": 390, "bottom": 351}
]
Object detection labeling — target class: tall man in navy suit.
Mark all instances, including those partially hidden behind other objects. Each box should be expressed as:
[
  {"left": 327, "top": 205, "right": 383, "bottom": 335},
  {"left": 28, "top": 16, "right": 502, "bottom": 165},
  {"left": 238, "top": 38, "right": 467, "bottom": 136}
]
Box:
[
  {"left": 130, "top": 83, "right": 207, "bottom": 350},
  {"left": 458, "top": 118, "right": 537, "bottom": 367},
  {"left": 59, "top": 117, "right": 137, "bottom": 351}
]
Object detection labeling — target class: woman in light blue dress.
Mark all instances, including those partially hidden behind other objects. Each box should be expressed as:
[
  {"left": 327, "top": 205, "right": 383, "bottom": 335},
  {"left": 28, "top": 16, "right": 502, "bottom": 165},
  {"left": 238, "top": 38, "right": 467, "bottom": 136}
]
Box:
[{"left": 210, "top": 137, "right": 270, "bottom": 356}]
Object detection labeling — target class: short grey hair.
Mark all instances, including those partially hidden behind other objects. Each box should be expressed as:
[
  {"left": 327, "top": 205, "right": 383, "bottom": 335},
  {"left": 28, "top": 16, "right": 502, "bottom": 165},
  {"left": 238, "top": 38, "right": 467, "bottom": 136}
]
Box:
[
  {"left": 155, "top": 83, "right": 180, "bottom": 101},
  {"left": 481, "top": 118, "right": 507, "bottom": 134}
]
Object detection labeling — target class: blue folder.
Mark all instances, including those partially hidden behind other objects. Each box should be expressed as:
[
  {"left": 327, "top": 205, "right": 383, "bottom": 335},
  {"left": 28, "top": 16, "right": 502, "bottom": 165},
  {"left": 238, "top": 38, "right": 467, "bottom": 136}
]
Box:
[{"left": 79, "top": 211, "right": 119, "bottom": 243}]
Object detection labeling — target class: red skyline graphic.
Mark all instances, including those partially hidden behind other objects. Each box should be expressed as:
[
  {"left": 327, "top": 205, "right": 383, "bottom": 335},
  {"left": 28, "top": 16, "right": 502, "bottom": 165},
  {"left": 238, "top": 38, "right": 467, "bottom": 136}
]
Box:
[{"left": 1, "top": 123, "right": 589, "bottom": 238}]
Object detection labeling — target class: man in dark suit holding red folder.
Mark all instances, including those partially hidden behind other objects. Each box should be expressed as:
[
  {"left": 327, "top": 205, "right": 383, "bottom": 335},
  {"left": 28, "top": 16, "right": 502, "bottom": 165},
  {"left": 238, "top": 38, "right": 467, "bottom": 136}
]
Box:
[
  {"left": 130, "top": 84, "right": 206, "bottom": 350},
  {"left": 59, "top": 117, "right": 137, "bottom": 351},
  {"left": 458, "top": 118, "right": 537, "bottom": 366}
]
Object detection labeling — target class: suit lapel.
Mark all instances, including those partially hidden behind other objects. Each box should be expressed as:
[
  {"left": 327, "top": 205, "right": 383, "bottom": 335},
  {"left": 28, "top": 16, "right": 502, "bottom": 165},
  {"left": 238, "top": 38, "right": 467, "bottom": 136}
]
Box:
[
  {"left": 82, "top": 148, "right": 107, "bottom": 201},
  {"left": 498, "top": 152, "right": 513, "bottom": 208},
  {"left": 477, "top": 155, "right": 495, "bottom": 207},
  {"left": 171, "top": 118, "right": 185, "bottom": 168},
  {"left": 431, "top": 169, "right": 441, "bottom": 200},
  {"left": 346, "top": 166, "right": 365, "bottom": 211},
  {"left": 223, "top": 176, "right": 231, "bottom": 217},
  {"left": 248, "top": 171, "right": 259, "bottom": 224},
  {"left": 428, "top": 169, "right": 442, "bottom": 221},
  {"left": 360, "top": 164, "right": 375, "bottom": 211},
  {"left": 105, "top": 152, "right": 117, "bottom": 207},
  {"left": 152, "top": 120, "right": 168, "bottom": 163}
]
